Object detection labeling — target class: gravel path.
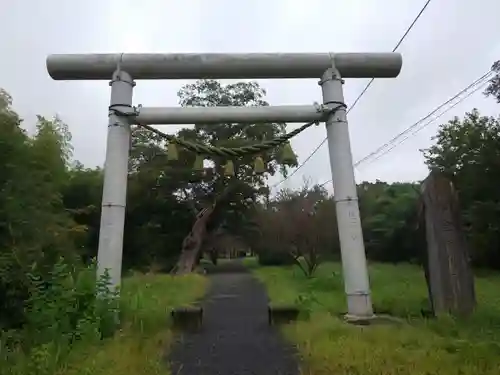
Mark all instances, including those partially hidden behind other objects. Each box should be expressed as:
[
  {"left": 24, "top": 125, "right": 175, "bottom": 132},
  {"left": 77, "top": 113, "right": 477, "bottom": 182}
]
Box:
[{"left": 168, "top": 260, "right": 300, "bottom": 375}]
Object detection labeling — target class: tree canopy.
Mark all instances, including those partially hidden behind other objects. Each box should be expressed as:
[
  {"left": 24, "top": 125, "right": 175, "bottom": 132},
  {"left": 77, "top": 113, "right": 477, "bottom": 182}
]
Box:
[{"left": 484, "top": 60, "right": 500, "bottom": 103}]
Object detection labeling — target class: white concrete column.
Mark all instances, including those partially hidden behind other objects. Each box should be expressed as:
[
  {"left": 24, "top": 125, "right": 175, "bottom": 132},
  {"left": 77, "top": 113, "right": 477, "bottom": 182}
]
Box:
[
  {"left": 97, "top": 69, "right": 135, "bottom": 290},
  {"left": 319, "top": 67, "right": 374, "bottom": 320}
]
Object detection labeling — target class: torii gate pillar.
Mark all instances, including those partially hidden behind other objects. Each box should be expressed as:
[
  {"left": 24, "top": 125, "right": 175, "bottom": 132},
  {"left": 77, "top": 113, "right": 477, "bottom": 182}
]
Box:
[
  {"left": 97, "top": 69, "right": 135, "bottom": 289},
  {"left": 320, "top": 67, "right": 373, "bottom": 319}
]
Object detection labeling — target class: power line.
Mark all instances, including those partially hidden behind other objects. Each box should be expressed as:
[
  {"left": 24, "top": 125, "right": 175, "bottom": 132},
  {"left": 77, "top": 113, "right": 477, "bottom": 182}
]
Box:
[
  {"left": 354, "top": 71, "right": 492, "bottom": 167},
  {"left": 270, "top": 0, "right": 433, "bottom": 190},
  {"left": 357, "top": 77, "right": 491, "bottom": 168},
  {"left": 318, "top": 70, "right": 493, "bottom": 188}
]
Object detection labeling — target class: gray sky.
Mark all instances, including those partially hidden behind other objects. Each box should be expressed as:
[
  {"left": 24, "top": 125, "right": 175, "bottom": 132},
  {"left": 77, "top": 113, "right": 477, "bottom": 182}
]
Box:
[{"left": 2, "top": 0, "right": 500, "bottom": 194}]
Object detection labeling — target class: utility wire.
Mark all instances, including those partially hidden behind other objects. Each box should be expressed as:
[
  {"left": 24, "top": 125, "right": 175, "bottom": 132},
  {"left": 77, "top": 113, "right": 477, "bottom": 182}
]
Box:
[
  {"left": 318, "top": 70, "right": 493, "bottom": 188},
  {"left": 270, "top": 0, "right": 433, "bottom": 190},
  {"left": 354, "top": 71, "right": 492, "bottom": 167},
  {"left": 357, "top": 77, "right": 491, "bottom": 168}
]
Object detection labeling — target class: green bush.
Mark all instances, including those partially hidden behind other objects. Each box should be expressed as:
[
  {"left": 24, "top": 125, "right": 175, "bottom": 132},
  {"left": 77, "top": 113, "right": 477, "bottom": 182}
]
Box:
[
  {"left": 0, "top": 258, "right": 119, "bottom": 375},
  {"left": 257, "top": 250, "right": 295, "bottom": 266}
]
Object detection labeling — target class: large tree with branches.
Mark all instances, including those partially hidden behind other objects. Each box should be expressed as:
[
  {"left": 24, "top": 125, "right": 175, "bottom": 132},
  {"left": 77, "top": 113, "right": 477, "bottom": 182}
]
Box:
[{"left": 140, "top": 80, "right": 301, "bottom": 273}]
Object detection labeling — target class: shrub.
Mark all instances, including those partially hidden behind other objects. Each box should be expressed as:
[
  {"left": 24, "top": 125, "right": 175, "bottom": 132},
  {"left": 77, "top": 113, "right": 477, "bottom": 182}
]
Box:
[
  {"left": 0, "top": 258, "right": 119, "bottom": 374},
  {"left": 257, "top": 250, "right": 295, "bottom": 266}
]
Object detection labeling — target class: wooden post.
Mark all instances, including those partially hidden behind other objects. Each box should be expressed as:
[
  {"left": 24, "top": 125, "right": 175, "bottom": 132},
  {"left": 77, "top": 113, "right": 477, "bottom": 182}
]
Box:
[{"left": 421, "top": 171, "right": 476, "bottom": 317}]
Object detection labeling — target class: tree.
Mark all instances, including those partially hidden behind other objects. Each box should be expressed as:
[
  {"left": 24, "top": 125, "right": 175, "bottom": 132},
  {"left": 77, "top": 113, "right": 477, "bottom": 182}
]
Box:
[
  {"left": 254, "top": 183, "right": 339, "bottom": 277},
  {"left": 422, "top": 109, "right": 500, "bottom": 268},
  {"left": 62, "top": 164, "right": 103, "bottom": 263},
  {"left": 484, "top": 60, "right": 500, "bottom": 103},
  {"left": 0, "top": 91, "right": 81, "bottom": 328},
  {"left": 124, "top": 125, "right": 194, "bottom": 272},
  {"left": 358, "top": 181, "right": 420, "bottom": 263},
  {"left": 169, "top": 79, "right": 299, "bottom": 273}
]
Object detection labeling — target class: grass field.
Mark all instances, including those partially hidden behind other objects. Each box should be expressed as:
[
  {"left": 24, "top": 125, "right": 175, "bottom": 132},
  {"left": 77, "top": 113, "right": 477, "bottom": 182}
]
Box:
[
  {"left": 252, "top": 260, "right": 500, "bottom": 375},
  {"left": 59, "top": 273, "right": 206, "bottom": 375},
  {"left": 3, "top": 273, "right": 206, "bottom": 375}
]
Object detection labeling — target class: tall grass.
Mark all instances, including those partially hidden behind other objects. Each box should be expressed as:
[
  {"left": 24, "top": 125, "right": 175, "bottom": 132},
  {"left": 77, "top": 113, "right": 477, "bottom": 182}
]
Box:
[
  {"left": 0, "top": 260, "right": 206, "bottom": 375},
  {"left": 254, "top": 262, "right": 500, "bottom": 375}
]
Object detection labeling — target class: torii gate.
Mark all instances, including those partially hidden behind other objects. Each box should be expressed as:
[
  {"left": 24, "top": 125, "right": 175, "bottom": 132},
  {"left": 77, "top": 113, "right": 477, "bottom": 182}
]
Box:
[{"left": 46, "top": 52, "right": 402, "bottom": 321}]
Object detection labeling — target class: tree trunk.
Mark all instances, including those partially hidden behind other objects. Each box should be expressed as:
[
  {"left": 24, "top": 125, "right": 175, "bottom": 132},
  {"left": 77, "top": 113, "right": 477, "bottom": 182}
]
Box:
[
  {"left": 172, "top": 206, "right": 214, "bottom": 275},
  {"left": 172, "top": 182, "right": 237, "bottom": 275}
]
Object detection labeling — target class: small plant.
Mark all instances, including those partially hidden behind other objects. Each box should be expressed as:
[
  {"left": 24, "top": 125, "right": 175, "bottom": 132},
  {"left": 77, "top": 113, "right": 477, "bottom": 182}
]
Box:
[
  {"left": 295, "top": 293, "right": 315, "bottom": 319},
  {"left": 0, "top": 257, "right": 120, "bottom": 374}
]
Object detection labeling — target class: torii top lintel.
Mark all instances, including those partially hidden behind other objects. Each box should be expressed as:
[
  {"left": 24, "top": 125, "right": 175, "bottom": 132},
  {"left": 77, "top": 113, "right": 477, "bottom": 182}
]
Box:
[{"left": 46, "top": 52, "right": 402, "bottom": 81}]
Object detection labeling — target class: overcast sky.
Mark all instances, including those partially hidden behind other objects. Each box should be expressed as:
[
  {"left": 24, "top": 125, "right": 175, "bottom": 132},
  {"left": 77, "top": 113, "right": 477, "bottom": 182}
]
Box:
[{"left": 2, "top": 0, "right": 500, "bottom": 193}]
